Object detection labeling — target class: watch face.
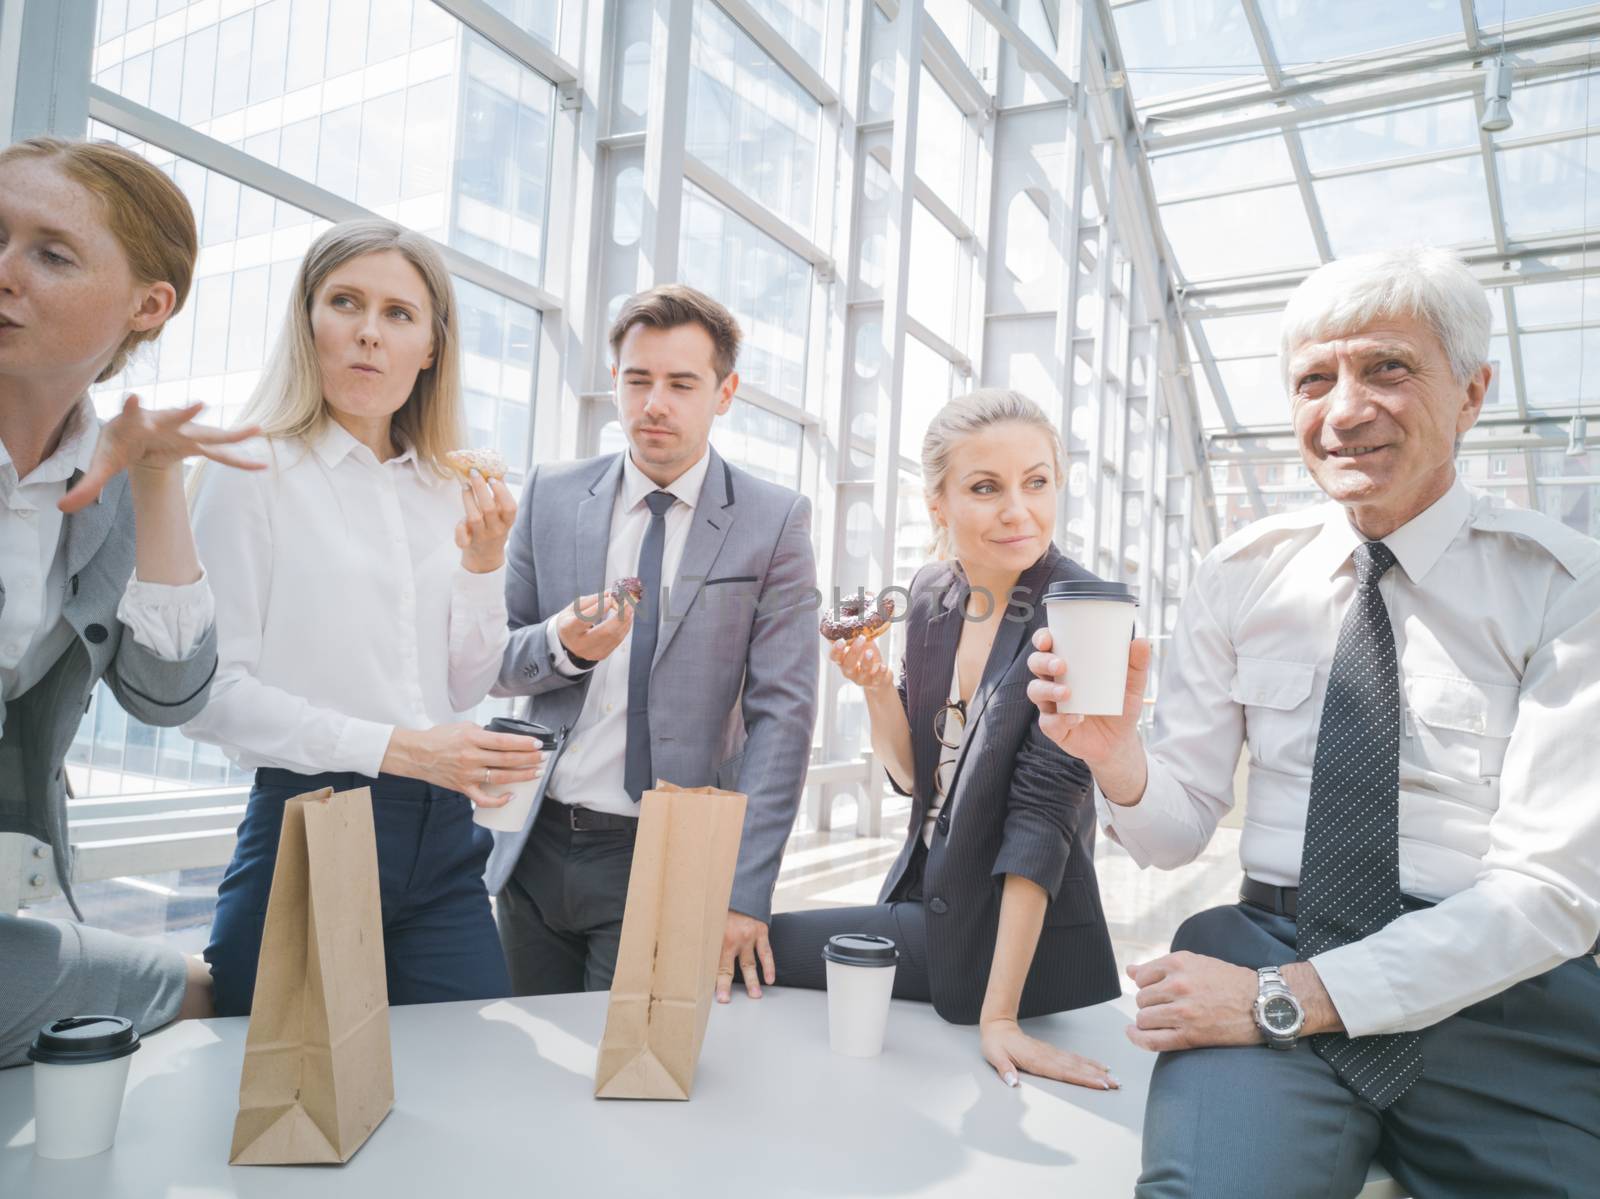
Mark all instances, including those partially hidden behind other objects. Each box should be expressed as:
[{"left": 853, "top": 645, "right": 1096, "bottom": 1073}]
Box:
[{"left": 1263, "top": 995, "right": 1299, "bottom": 1033}]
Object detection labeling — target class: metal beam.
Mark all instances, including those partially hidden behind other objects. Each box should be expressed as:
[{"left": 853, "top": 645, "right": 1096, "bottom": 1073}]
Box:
[
  {"left": 714, "top": 0, "right": 839, "bottom": 107},
  {"left": 639, "top": 0, "right": 693, "bottom": 285},
  {"left": 683, "top": 152, "right": 835, "bottom": 271},
  {"left": 970, "top": 0, "right": 1077, "bottom": 102},
  {"left": 1140, "top": 16, "right": 1600, "bottom": 129},
  {"left": 86, "top": 86, "right": 563, "bottom": 314},
  {"left": 9, "top": 0, "right": 93, "bottom": 140},
  {"left": 430, "top": 0, "right": 579, "bottom": 84}
]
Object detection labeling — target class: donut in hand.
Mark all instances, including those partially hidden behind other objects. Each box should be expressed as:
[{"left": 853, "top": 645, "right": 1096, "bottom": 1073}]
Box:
[
  {"left": 445, "top": 448, "right": 509, "bottom": 481},
  {"left": 610, "top": 576, "right": 644, "bottom": 609},
  {"left": 820, "top": 592, "right": 895, "bottom": 642}
]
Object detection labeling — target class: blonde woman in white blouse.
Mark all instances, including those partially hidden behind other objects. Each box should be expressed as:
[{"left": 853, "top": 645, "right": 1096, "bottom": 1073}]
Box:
[{"left": 185, "top": 219, "right": 542, "bottom": 1015}]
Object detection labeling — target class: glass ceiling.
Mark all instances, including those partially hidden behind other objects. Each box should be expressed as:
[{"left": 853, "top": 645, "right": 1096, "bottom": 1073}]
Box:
[{"left": 1106, "top": 0, "right": 1600, "bottom": 451}]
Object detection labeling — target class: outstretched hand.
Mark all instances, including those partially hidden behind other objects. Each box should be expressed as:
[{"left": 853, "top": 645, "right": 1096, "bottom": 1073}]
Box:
[{"left": 60, "top": 395, "right": 262, "bottom": 513}]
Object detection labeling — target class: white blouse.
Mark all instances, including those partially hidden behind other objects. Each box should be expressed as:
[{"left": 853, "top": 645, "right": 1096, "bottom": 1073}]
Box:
[{"left": 182, "top": 420, "right": 508, "bottom": 777}]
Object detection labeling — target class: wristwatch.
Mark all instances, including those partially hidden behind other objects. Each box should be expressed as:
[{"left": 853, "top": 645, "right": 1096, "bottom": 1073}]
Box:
[{"left": 1253, "top": 966, "right": 1304, "bottom": 1050}]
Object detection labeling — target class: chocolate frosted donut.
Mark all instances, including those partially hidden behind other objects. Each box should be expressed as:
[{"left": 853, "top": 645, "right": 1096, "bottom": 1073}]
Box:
[
  {"left": 820, "top": 593, "right": 895, "bottom": 642},
  {"left": 611, "top": 576, "right": 644, "bottom": 608}
]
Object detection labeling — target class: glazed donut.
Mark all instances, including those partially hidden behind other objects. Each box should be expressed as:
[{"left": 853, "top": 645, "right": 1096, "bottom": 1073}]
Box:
[
  {"left": 819, "top": 593, "right": 895, "bottom": 642},
  {"left": 444, "top": 447, "right": 509, "bottom": 481}
]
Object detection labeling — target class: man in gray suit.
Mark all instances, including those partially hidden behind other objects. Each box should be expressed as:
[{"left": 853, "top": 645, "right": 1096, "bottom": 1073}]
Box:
[{"left": 487, "top": 284, "right": 818, "bottom": 1000}]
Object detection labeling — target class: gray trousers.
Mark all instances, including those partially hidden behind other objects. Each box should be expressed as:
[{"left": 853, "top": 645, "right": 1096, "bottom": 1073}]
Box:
[
  {"left": 495, "top": 810, "right": 637, "bottom": 996},
  {"left": 1139, "top": 903, "right": 1600, "bottom": 1199},
  {"left": 0, "top": 914, "right": 187, "bottom": 1069}
]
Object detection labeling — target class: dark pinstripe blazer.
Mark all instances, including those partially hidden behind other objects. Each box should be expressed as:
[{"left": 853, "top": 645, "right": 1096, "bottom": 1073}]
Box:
[{"left": 880, "top": 545, "right": 1120, "bottom": 1024}]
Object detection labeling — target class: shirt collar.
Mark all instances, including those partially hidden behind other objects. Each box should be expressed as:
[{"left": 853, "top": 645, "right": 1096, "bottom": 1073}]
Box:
[
  {"left": 310, "top": 417, "right": 419, "bottom": 471},
  {"left": 1306, "top": 477, "right": 1472, "bottom": 585},
  {"left": 621, "top": 446, "right": 711, "bottom": 514}
]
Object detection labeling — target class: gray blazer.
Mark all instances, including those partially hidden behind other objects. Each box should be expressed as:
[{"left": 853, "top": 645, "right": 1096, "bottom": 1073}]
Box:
[
  {"left": 0, "top": 472, "right": 218, "bottom": 918},
  {"left": 485, "top": 449, "right": 819, "bottom": 923}
]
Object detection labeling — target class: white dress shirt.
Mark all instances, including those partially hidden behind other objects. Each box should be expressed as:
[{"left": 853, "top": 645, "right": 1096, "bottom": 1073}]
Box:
[
  {"left": 1106, "top": 478, "right": 1600, "bottom": 1037},
  {"left": 0, "top": 397, "right": 212, "bottom": 735},
  {"left": 182, "top": 421, "right": 508, "bottom": 777},
  {"left": 542, "top": 448, "right": 712, "bottom": 816}
]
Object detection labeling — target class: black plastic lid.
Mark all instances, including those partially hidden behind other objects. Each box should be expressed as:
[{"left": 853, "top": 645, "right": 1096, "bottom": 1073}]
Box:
[
  {"left": 27, "top": 1016, "right": 141, "bottom": 1066},
  {"left": 821, "top": 934, "right": 898, "bottom": 967},
  {"left": 485, "top": 717, "right": 560, "bottom": 748},
  {"left": 1042, "top": 580, "right": 1138, "bottom": 604}
]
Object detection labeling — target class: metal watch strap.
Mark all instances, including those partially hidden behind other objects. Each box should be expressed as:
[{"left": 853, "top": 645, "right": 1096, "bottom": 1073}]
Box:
[{"left": 1255, "top": 966, "right": 1301, "bottom": 1050}]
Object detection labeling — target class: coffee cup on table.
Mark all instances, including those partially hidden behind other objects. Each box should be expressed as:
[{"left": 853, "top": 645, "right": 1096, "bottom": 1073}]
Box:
[
  {"left": 472, "top": 717, "right": 559, "bottom": 832},
  {"left": 27, "top": 1015, "right": 141, "bottom": 1159},
  {"left": 1041, "top": 580, "right": 1138, "bottom": 716},
  {"left": 822, "top": 934, "right": 898, "bottom": 1058}
]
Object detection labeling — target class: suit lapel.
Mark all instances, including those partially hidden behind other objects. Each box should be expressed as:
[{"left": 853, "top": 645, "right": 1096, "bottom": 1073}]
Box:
[
  {"left": 64, "top": 471, "right": 125, "bottom": 579},
  {"left": 911, "top": 572, "right": 964, "bottom": 802},
  {"left": 947, "top": 548, "right": 1058, "bottom": 797},
  {"left": 575, "top": 455, "right": 624, "bottom": 598},
  {"left": 654, "top": 451, "right": 735, "bottom": 666}
]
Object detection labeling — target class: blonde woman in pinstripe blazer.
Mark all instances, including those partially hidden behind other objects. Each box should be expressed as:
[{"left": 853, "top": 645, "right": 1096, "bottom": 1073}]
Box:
[{"left": 769, "top": 390, "right": 1120, "bottom": 1090}]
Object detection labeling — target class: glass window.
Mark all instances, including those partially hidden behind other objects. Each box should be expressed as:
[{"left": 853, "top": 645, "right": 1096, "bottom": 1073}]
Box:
[
  {"left": 456, "top": 279, "right": 540, "bottom": 478},
  {"left": 915, "top": 69, "right": 967, "bottom": 212},
  {"left": 679, "top": 182, "right": 812, "bottom": 407},
  {"left": 97, "top": 5, "right": 554, "bottom": 284},
  {"left": 1214, "top": 357, "right": 1290, "bottom": 427},
  {"left": 1258, "top": 0, "right": 1460, "bottom": 65},
  {"left": 1511, "top": 277, "right": 1600, "bottom": 328},
  {"left": 1111, "top": 0, "right": 1262, "bottom": 104},
  {"left": 901, "top": 336, "right": 956, "bottom": 461},
  {"left": 1148, "top": 134, "right": 1297, "bottom": 201},
  {"left": 1198, "top": 311, "right": 1283, "bottom": 359},
  {"left": 1497, "top": 135, "right": 1600, "bottom": 241},
  {"left": 907, "top": 202, "right": 962, "bottom": 342},
  {"left": 744, "top": 0, "right": 826, "bottom": 69},
  {"left": 482, "top": 0, "right": 560, "bottom": 49},
  {"left": 711, "top": 400, "right": 804, "bottom": 488},
  {"left": 688, "top": 0, "right": 820, "bottom": 235},
  {"left": 1160, "top": 185, "right": 1320, "bottom": 281},
  {"left": 1299, "top": 98, "right": 1481, "bottom": 173},
  {"left": 1315, "top": 155, "right": 1493, "bottom": 255},
  {"left": 1493, "top": 71, "right": 1600, "bottom": 141},
  {"left": 1518, "top": 328, "right": 1600, "bottom": 411}
]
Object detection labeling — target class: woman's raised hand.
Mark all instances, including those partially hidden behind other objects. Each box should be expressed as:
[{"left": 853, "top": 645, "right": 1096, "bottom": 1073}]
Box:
[
  {"left": 455, "top": 469, "right": 519, "bottom": 574},
  {"left": 61, "top": 395, "right": 262, "bottom": 513}
]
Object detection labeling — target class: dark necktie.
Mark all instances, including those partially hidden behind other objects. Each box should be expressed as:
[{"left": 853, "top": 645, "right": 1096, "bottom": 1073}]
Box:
[
  {"left": 624, "top": 490, "right": 675, "bottom": 802},
  {"left": 1296, "top": 540, "right": 1422, "bottom": 1109}
]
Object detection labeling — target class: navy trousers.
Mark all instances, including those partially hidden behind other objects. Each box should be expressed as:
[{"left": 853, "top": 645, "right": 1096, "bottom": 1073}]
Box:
[{"left": 205, "top": 770, "right": 512, "bottom": 1017}]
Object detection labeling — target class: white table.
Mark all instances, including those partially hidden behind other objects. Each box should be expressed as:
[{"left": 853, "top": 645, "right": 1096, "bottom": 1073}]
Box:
[{"left": 0, "top": 989, "right": 1401, "bottom": 1197}]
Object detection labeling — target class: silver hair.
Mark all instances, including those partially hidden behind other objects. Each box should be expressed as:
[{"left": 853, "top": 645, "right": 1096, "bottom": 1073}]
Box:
[
  {"left": 921, "top": 388, "right": 1063, "bottom": 560},
  {"left": 1279, "top": 247, "right": 1492, "bottom": 389}
]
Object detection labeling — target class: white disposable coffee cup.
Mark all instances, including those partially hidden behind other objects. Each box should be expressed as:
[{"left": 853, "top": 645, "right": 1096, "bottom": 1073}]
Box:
[
  {"left": 27, "top": 1015, "right": 141, "bottom": 1159},
  {"left": 1042, "top": 580, "right": 1138, "bottom": 716},
  {"left": 822, "top": 934, "right": 898, "bottom": 1058},
  {"left": 472, "top": 717, "right": 559, "bottom": 832}
]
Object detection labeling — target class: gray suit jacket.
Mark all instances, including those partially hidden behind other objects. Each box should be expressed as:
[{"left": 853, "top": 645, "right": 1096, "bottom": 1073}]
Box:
[
  {"left": 0, "top": 472, "right": 218, "bottom": 918},
  {"left": 485, "top": 449, "right": 819, "bottom": 922}
]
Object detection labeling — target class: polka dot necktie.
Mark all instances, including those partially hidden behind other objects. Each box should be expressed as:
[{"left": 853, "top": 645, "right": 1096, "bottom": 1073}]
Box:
[{"left": 1295, "top": 541, "right": 1423, "bottom": 1110}]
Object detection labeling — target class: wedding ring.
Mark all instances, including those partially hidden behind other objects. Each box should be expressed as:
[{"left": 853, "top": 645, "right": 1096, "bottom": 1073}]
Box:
[{"left": 482, "top": 767, "right": 492, "bottom": 786}]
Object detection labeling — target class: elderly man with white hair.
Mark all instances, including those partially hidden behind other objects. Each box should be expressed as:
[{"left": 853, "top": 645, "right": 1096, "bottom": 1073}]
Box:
[{"left": 1028, "top": 247, "right": 1600, "bottom": 1196}]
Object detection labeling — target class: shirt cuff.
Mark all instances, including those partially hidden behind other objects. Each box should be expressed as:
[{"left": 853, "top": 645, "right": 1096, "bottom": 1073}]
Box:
[
  {"left": 545, "top": 616, "right": 591, "bottom": 678},
  {"left": 454, "top": 562, "right": 509, "bottom": 609},
  {"left": 1308, "top": 940, "right": 1407, "bottom": 1039},
  {"left": 334, "top": 718, "right": 397, "bottom": 779},
  {"left": 117, "top": 571, "right": 215, "bottom": 661}
]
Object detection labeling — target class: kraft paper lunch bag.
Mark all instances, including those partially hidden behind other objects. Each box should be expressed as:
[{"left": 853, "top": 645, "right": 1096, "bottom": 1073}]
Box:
[
  {"left": 593, "top": 782, "right": 747, "bottom": 1101},
  {"left": 229, "top": 787, "right": 393, "bottom": 1164}
]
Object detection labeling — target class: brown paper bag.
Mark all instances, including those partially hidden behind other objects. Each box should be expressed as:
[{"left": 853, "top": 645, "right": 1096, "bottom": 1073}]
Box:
[
  {"left": 229, "top": 787, "right": 394, "bottom": 1164},
  {"left": 594, "top": 782, "right": 747, "bottom": 1100}
]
